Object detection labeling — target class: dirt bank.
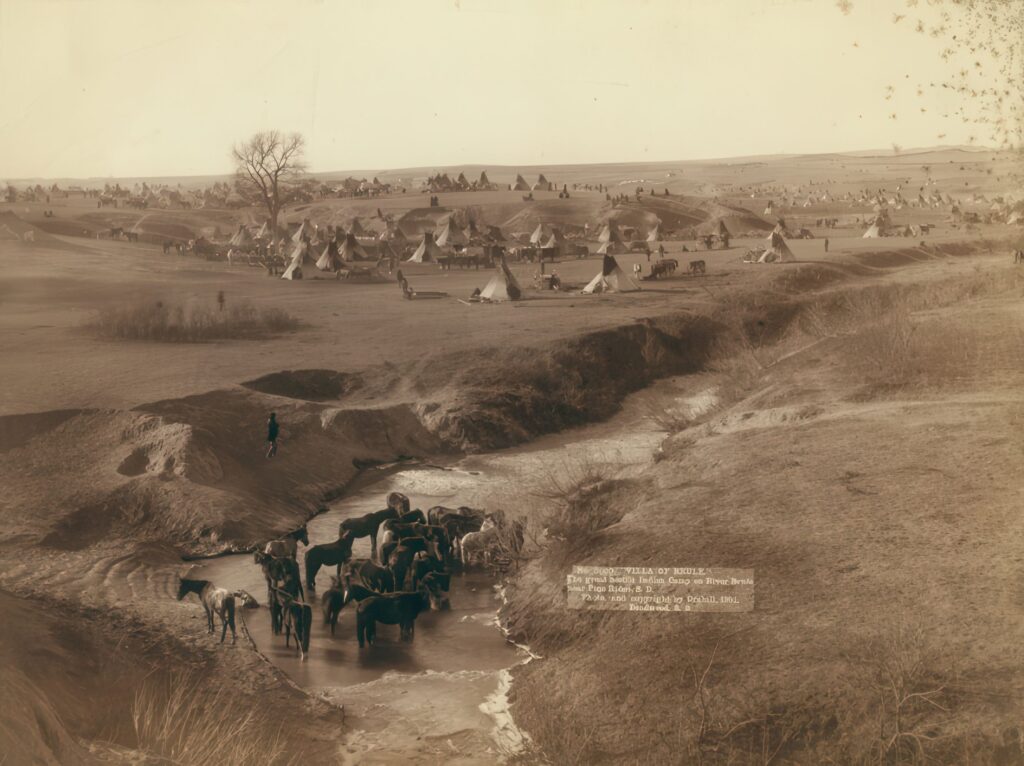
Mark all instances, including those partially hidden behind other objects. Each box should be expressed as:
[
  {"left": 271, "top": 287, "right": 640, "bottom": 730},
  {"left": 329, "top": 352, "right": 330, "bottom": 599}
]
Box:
[
  {"left": 0, "top": 238, "right": 1017, "bottom": 762},
  {"left": 501, "top": 261, "right": 1024, "bottom": 764}
]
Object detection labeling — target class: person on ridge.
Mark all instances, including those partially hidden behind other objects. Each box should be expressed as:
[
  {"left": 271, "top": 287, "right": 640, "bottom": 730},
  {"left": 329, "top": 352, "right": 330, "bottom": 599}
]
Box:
[{"left": 266, "top": 413, "right": 279, "bottom": 459}]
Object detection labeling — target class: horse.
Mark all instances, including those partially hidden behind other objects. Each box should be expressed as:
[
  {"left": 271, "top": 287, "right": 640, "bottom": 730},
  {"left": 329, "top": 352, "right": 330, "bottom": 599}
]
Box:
[
  {"left": 177, "top": 577, "right": 236, "bottom": 644},
  {"left": 688, "top": 259, "right": 706, "bottom": 275},
  {"left": 263, "top": 526, "right": 309, "bottom": 560},
  {"left": 304, "top": 532, "right": 355, "bottom": 591},
  {"left": 321, "top": 577, "right": 346, "bottom": 635},
  {"left": 282, "top": 597, "right": 313, "bottom": 659},
  {"left": 387, "top": 492, "right": 411, "bottom": 515},
  {"left": 356, "top": 587, "right": 439, "bottom": 647},
  {"left": 254, "top": 552, "right": 303, "bottom": 634},
  {"left": 459, "top": 518, "right": 499, "bottom": 566},
  {"left": 385, "top": 538, "right": 440, "bottom": 591},
  {"left": 338, "top": 508, "right": 398, "bottom": 560},
  {"left": 376, "top": 516, "right": 434, "bottom": 561},
  {"left": 342, "top": 558, "right": 395, "bottom": 593},
  {"left": 411, "top": 553, "right": 447, "bottom": 591},
  {"left": 426, "top": 505, "right": 483, "bottom": 526}
]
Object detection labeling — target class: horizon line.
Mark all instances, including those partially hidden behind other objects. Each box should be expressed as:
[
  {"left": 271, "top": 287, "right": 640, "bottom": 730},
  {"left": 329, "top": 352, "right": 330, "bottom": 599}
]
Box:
[{"left": 2, "top": 144, "right": 1004, "bottom": 185}]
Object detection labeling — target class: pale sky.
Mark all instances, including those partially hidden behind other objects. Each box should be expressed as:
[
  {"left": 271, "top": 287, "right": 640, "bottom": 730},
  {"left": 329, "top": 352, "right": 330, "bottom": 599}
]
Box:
[{"left": 0, "top": 0, "right": 995, "bottom": 180}]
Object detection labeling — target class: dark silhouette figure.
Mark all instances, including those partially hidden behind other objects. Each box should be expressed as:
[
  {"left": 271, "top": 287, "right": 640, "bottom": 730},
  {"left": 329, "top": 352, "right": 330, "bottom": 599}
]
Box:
[{"left": 266, "top": 413, "right": 279, "bottom": 458}]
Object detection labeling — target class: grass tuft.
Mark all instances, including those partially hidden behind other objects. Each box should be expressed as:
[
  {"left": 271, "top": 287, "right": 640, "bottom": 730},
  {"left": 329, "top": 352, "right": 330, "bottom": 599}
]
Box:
[{"left": 130, "top": 669, "right": 294, "bottom": 765}]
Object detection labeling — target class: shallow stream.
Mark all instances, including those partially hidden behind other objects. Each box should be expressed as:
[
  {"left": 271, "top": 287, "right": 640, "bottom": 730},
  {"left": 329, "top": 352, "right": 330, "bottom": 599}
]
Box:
[{"left": 195, "top": 374, "right": 715, "bottom": 763}]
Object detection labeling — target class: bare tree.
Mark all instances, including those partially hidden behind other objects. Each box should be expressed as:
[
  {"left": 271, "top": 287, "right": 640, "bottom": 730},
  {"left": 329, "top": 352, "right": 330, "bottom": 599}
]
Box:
[{"left": 231, "top": 131, "right": 306, "bottom": 241}]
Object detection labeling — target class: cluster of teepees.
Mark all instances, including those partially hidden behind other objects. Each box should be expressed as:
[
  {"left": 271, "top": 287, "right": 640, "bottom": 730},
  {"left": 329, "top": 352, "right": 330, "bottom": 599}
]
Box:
[{"left": 582, "top": 255, "right": 641, "bottom": 294}]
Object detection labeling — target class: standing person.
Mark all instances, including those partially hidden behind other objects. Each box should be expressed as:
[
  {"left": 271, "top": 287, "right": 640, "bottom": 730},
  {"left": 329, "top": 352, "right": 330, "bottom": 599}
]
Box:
[
  {"left": 824, "top": 237, "right": 830, "bottom": 253},
  {"left": 266, "top": 413, "right": 279, "bottom": 459}
]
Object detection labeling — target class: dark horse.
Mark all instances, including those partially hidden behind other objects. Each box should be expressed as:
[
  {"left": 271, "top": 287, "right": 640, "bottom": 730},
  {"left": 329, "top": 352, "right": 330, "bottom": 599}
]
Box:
[
  {"left": 356, "top": 580, "right": 446, "bottom": 647},
  {"left": 305, "top": 532, "right": 355, "bottom": 591},
  {"left": 338, "top": 508, "right": 397, "bottom": 561},
  {"left": 177, "top": 577, "right": 236, "bottom": 644},
  {"left": 342, "top": 558, "right": 395, "bottom": 593},
  {"left": 321, "top": 576, "right": 347, "bottom": 636}
]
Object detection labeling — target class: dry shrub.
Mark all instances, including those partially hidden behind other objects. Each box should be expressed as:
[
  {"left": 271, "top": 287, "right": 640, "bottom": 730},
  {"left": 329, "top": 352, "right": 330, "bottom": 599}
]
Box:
[
  {"left": 131, "top": 669, "right": 294, "bottom": 765},
  {"left": 91, "top": 300, "right": 299, "bottom": 342},
  {"left": 512, "top": 688, "right": 601, "bottom": 766},
  {"left": 707, "top": 329, "right": 767, "bottom": 402},
  {"left": 530, "top": 454, "right": 626, "bottom": 551}
]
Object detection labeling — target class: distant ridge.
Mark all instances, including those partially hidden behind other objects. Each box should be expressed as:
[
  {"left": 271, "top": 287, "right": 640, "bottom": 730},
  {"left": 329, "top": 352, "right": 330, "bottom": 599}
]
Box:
[{"left": 4, "top": 145, "right": 1003, "bottom": 187}]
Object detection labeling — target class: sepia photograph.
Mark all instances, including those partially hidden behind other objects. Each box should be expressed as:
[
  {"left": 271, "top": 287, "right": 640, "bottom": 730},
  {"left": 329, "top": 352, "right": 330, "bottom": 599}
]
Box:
[{"left": 0, "top": 0, "right": 1022, "bottom": 763}]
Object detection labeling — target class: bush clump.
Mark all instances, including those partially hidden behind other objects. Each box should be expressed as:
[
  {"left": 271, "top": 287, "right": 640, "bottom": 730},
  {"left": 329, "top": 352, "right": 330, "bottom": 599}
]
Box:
[{"left": 91, "top": 300, "right": 300, "bottom": 342}]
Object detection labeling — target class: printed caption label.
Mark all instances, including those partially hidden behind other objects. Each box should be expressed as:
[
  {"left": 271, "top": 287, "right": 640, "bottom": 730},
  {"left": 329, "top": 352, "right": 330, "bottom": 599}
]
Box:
[{"left": 566, "top": 566, "right": 754, "bottom": 612}]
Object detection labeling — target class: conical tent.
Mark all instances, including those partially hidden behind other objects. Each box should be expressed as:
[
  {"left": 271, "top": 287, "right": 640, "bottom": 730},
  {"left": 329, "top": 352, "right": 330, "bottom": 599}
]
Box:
[
  {"left": 456, "top": 172, "right": 470, "bottom": 188},
  {"left": 338, "top": 233, "right": 370, "bottom": 261},
  {"left": 532, "top": 174, "right": 552, "bottom": 192},
  {"left": 291, "top": 220, "right": 315, "bottom": 243},
  {"left": 529, "top": 223, "right": 551, "bottom": 245},
  {"left": 407, "top": 233, "right": 444, "bottom": 263},
  {"left": 582, "top": 255, "right": 641, "bottom": 294},
  {"left": 281, "top": 244, "right": 307, "bottom": 280},
  {"left": 541, "top": 232, "right": 564, "bottom": 250},
  {"left": 480, "top": 255, "right": 522, "bottom": 302},
  {"left": 229, "top": 226, "right": 253, "bottom": 247},
  {"left": 479, "top": 171, "right": 491, "bottom": 187},
  {"left": 646, "top": 225, "right": 663, "bottom": 242},
  {"left": 757, "top": 231, "right": 794, "bottom": 263},
  {"left": 347, "top": 217, "right": 368, "bottom": 237},
  {"left": 862, "top": 223, "right": 882, "bottom": 238},
  {"left": 316, "top": 242, "right": 341, "bottom": 271},
  {"left": 254, "top": 222, "right": 269, "bottom": 240},
  {"left": 598, "top": 222, "right": 623, "bottom": 244},
  {"left": 714, "top": 220, "right": 731, "bottom": 238},
  {"left": 435, "top": 218, "right": 468, "bottom": 247},
  {"left": 512, "top": 174, "right": 531, "bottom": 191}
]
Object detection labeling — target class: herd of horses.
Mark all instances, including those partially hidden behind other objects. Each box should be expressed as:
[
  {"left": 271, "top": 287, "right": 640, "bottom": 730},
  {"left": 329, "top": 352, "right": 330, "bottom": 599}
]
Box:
[{"left": 176, "top": 492, "right": 524, "bottom": 659}]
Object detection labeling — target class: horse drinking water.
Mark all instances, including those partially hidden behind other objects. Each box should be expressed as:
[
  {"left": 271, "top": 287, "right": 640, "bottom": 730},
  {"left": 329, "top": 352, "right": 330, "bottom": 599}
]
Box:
[{"left": 177, "top": 577, "right": 236, "bottom": 644}]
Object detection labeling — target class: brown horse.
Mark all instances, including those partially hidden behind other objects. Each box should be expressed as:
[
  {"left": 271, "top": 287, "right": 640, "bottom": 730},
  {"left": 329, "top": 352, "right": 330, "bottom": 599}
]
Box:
[
  {"left": 177, "top": 577, "right": 236, "bottom": 644},
  {"left": 304, "top": 532, "right": 355, "bottom": 591}
]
